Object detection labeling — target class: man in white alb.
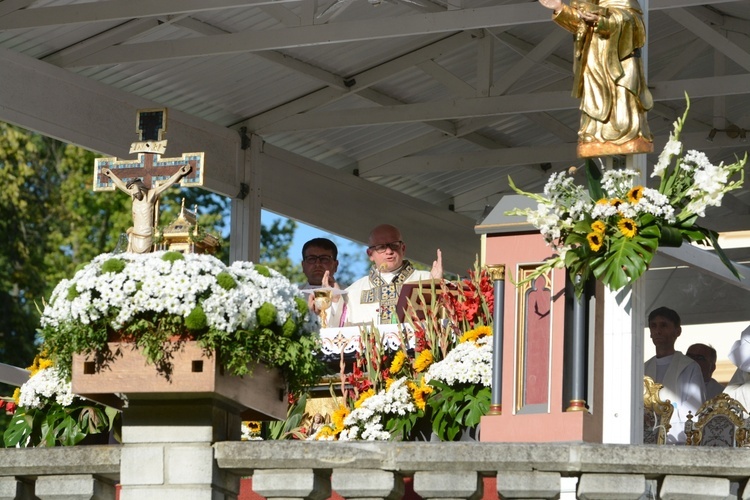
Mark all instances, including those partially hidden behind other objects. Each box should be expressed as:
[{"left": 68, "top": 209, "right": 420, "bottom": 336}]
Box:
[
  {"left": 345, "top": 224, "right": 442, "bottom": 326},
  {"left": 643, "top": 306, "right": 706, "bottom": 444},
  {"left": 723, "top": 325, "right": 750, "bottom": 410},
  {"left": 300, "top": 238, "right": 347, "bottom": 328}
]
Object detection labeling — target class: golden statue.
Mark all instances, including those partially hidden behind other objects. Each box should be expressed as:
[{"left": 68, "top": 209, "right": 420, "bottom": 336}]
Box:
[{"left": 539, "top": 0, "right": 654, "bottom": 157}]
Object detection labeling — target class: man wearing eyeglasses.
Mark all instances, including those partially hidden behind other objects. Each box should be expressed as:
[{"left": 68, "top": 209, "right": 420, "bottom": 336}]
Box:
[
  {"left": 300, "top": 238, "right": 347, "bottom": 327},
  {"left": 345, "top": 224, "right": 442, "bottom": 325}
]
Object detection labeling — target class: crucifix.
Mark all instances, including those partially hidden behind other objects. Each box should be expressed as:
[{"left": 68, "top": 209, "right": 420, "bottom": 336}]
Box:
[{"left": 93, "top": 108, "right": 205, "bottom": 253}]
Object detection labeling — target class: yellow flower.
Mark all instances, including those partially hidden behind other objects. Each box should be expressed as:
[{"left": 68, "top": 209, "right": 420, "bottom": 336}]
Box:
[
  {"left": 385, "top": 377, "right": 395, "bottom": 391},
  {"left": 413, "top": 350, "right": 434, "bottom": 373},
  {"left": 27, "top": 354, "right": 53, "bottom": 376},
  {"left": 12, "top": 388, "right": 20, "bottom": 404},
  {"left": 460, "top": 325, "right": 493, "bottom": 343},
  {"left": 591, "top": 220, "right": 606, "bottom": 234},
  {"left": 459, "top": 329, "right": 478, "bottom": 343},
  {"left": 618, "top": 218, "right": 638, "bottom": 238},
  {"left": 390, "top": 351, "right": 406, "bottom": 374},
  {"left": 355, "top": 389, "right": 374, "bottom": 408},
  {"left": 411, "top": 379, "right": 434, "bottom": 411},
  {"left": 587, "top": 232, "right": 604, "bottom": 252},
  {"left": 627, "top": 186, "right": 644, "bottom": 203},
  {"left": 474, "top": 325, "right": 492, "bottom": 337},
  {"left": 332, "top": 404, "right": 350, "bottom": 431},
  {"left": 609, "top": 198, "right": 624, "bottom": 210},
  {"left": 315, "top": 426, "right": 337, "bottom": 440},
  {"left": 596, "top": 198, "right": 609, "bottom": 205},
  {"left": 248, "top": 421, "right": 262, "bottom": 433}
]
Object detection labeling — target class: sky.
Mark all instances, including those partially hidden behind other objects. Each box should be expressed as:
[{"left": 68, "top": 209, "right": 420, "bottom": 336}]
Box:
[{"left": 260, "top": 209, "right": 370, "bottom": 279}]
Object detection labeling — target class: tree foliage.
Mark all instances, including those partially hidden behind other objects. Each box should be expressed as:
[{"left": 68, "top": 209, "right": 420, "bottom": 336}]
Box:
[
  {"left": 0, "top": 123, "right": 302, "bottom": 370},
  {"left": 0, "top": 123, "right": 132, "bottom": 367}
]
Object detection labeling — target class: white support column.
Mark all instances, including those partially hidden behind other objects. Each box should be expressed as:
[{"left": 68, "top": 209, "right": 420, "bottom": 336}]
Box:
[
  {"left": 229, "top": 134, "right": 262, "bottom": 263},
  {"left": 119, "top": 398, "right": 242, "bottom": 500},
  {"left": 600, "top": 154, "right": 647, "bottom": 444}
]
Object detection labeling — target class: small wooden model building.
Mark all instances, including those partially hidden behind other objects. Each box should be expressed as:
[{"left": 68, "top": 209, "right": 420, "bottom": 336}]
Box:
[{"left": 156, "top": 199, "right": 219, "bottom": 254}]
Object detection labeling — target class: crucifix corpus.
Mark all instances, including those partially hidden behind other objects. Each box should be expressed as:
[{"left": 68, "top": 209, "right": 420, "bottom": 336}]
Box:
[{"left": 93, "top": 109, "right": 205, "bottom": 253}]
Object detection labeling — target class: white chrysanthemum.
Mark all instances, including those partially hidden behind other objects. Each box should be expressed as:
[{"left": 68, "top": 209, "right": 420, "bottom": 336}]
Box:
[
  {"left": 40, "top": 252, "right": 315, "bottom": 338},
  {"left": 18, "top": 366, "right": 77, "bottom": 410},
  {"left": 339, "top": 377, "right": 417, "bottom": 441},
  {"left": 425, "top": 337, "right": 493, "bottom": 387}
]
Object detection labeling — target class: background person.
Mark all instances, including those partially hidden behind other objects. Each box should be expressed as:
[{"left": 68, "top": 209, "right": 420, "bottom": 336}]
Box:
[
  {"left": 300, "top": 238, "right": 346, "bottom": 327},
  {"left": 686, "top": 343, "right": 724, "bottom": 401},
  {"left": 643, "top": 306, "right": 705, "bottom": 444}
]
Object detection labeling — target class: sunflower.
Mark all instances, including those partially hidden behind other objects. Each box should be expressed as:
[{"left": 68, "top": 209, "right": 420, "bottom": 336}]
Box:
[
  {"left": 587, "top": 232, "right": 604, "bottom": 252},
  {"left": 389, "top": 350, "right": 406, "bottom": 374},
  {"left": 247, "top": 421, "right": 262, "bottom": 433},
  {"left": 627, "top": 186, "right": 644, "bottom": 203},
  {"left": 609, "top": 198, "right": 624, "bottom": 210},
  {"left": 354, "top": 388, "right": 374, "bottom": 408},
  {"left": 413, "top": 350, "right": 434, "bottom": 373},
  {"left": 459, "top": 325, "right": 493, "bottom": 343},
  {"left": 385, "top": 377, "right": 395, "bottom": 391},
  {"left": 314, "top": 425, "right": 337, "bottom": 440},
  {"left": 411, "top": 380, "right": 434, "bottom": 411},
  {"left": 596, "top": 198, "right": 609, "bottom": 205},
  {"left": 591, "top": 220, "right": 606, "bottom": 234},
  {"left": 332, "top": 404, "right": 350, "bottom": 431},
  {"left": 27, "top": 354, "right": 53, "bottom": 376},
  {"left": 618, "top": 218, "right": 638, "bottom": 238}
]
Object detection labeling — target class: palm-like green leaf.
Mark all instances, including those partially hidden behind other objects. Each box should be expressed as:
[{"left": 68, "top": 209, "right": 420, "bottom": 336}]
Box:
[{"left": 591, "top": 225, "right": 660, "bottom": 290}]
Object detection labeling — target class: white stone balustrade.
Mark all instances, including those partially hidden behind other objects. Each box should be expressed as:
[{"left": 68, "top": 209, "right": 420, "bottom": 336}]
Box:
[{"left": 0, "top": 442, "right": 749, "bottom": 499}]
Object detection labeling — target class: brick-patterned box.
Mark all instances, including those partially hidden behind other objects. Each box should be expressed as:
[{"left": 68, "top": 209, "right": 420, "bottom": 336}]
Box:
[{"left": 72, "top": 340, "right": 287, "bottom": 420}]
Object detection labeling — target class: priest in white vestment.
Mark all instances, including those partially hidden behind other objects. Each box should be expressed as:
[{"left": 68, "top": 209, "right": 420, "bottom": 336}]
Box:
[
  {"left": 345, "top": 224, "right": 441, "bottom": 326},
  {"left": 300, "top": 238, "right": 347, "bottom": 327},
  {"left": 643, "top": 307, "right": 706, "bottom": 444},
  {"left": 723, "top": 325, "right": 750, "bottom": 410}
]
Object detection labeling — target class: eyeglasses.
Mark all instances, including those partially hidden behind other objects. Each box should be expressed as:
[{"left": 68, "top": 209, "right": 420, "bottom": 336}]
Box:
[
  {"left": 368, "top": 240, "right": 403, "bottom": 253},
  {"left": 303, "top": 255, "right": 334, "bottom": 265}
]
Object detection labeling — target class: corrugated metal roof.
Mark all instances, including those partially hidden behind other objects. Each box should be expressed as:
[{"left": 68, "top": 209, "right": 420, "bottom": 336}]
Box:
[{"left": 1, "top": 0, "right": 749, "bottom": 229}]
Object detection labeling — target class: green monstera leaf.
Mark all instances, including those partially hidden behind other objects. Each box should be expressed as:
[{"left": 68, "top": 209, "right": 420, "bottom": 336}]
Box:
[{"left": 591, "top": 224, "right": 660, "bottom": 291}]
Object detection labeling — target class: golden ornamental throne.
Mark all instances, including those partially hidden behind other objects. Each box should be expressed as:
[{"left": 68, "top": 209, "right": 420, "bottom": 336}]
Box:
[
  {"left": 643, "top": 376, "right": 674, "bottom": 445},
  {"left": 685, "top": 393, "right": 750, "bottom": 447}
]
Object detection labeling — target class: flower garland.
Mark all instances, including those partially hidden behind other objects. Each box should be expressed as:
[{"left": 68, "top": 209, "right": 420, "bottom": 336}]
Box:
[{"left": 507, "top": 96, "right": 746, "bottom": 295}]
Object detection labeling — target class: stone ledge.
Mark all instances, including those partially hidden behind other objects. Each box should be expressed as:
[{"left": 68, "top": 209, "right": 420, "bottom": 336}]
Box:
[
  {"left": 214, "top": 442, "right": 750, "bottom": 478},
  {"left": 0, "top": 446, "right": 120, "bottom": 476}
]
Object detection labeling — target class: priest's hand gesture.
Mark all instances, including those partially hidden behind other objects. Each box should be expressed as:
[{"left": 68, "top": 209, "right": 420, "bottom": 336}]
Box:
[{"left": 430, "top": 249, "right": 443, "bottom": 280}]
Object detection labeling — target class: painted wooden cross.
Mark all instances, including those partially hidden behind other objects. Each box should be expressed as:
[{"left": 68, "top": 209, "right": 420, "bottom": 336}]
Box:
[
  {"left": 92, "top": 108, "right": 205, "bottom": 253},
  {"left": 93, "top": 108, "right": 204, "bottom": 192}
]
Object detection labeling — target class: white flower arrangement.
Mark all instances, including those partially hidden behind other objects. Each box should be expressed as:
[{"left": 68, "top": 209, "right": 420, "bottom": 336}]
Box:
[
  {"left": 338, "top": 377, "right": 417, "bottom": 441},
  {"left": 426, "top": 336, "right": 493, "bottom": 387},
  {"left": 40, "top": 251, "right": 324, "bottom": 393},
  {"left": 507, "top": 96, "right": 746, "bottom": 296},
  {"left": 18, "top": 365, "right": 76, "bottom": 410},
  {"left": 4, "top": 355, "right": 118, "bottom": 447},
  {"left": 42, "top": 251, "right": 316, "bottom": 335}
]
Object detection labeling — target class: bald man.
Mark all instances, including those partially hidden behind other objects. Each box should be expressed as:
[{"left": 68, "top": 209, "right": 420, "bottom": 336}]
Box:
[{"left": 345, "top": 224, "right": 441, "bottom": 325}]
